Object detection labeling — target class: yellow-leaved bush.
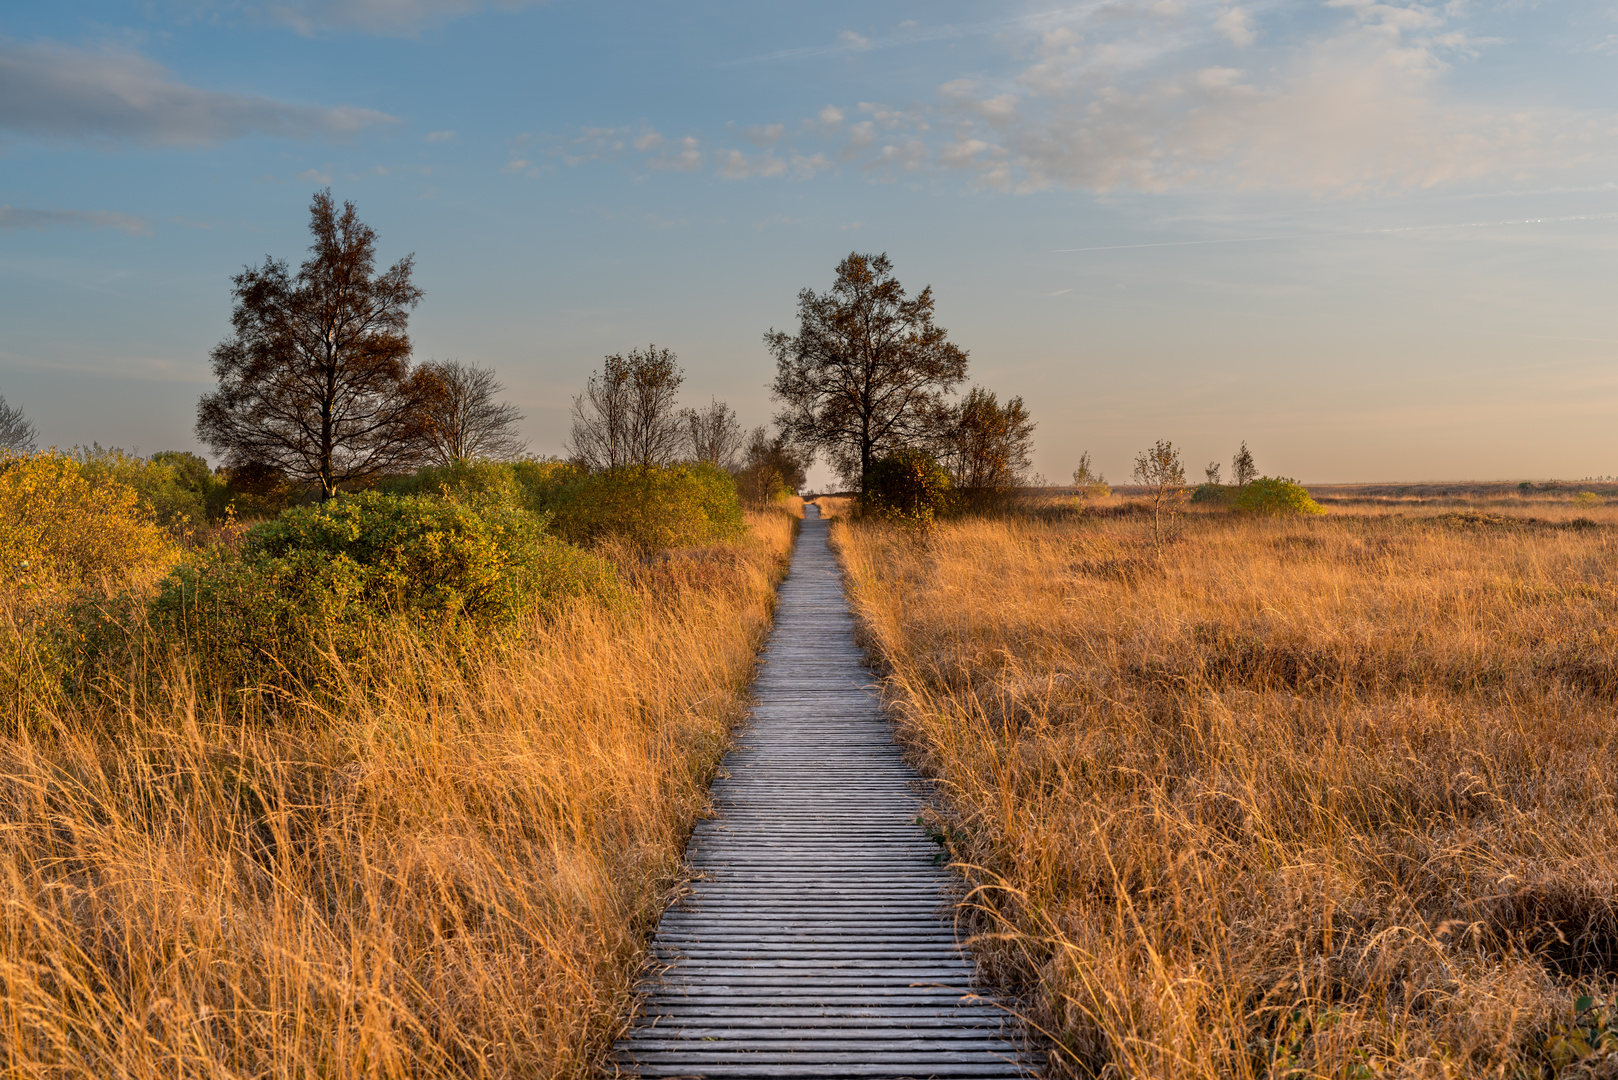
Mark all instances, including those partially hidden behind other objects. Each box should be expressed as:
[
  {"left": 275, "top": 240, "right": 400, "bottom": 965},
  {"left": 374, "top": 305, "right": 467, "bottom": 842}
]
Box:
[
  {"left": 0, "top": 451, "right": 177, "bottom": 594},
  {"left": 1, "top": 452, "right": 179, "bottom": 722}
]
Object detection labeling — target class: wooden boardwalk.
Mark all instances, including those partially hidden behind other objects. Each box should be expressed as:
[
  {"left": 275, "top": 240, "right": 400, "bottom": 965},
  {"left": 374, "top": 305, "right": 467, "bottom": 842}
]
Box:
[{"left": 616, "top": 506, "right": 1031, "bottom": 1079}]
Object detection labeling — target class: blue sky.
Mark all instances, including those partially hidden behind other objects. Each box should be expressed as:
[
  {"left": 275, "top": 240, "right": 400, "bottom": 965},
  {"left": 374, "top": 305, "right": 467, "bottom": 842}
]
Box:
[{"left": 2, "top": 0, "right": 1616, "bottom": 484}]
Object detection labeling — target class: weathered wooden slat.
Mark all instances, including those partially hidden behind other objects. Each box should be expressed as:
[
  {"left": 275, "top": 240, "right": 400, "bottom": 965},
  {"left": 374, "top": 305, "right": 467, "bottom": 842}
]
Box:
[
  {"left": 630, "top": 1065, "right": 1026, "bottom": 1079},
  {"left": 639, "top": 1006, "right": 1007, "bottom": 1020},
  {"left": 616, "top": 507, "right": 1034, "bottom": 1078},
  {"left": 628, "top": 1028, "right": 1019, "bottom": 1040},
  {"left": 626, "top": 1049, "right": 1026, "bottom": 1065}
]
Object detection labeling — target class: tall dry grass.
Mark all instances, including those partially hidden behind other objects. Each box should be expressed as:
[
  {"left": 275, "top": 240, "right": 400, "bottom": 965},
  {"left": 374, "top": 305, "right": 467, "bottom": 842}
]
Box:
[
  {"left": 809, "top": 496, "right": 853, "bottom": 520},
  {"left": 835, "top": 505, "right": 1618, "bottom": 1078},
  {"left": 0, "top": 507, "right": 798, "bottom": 1079}
]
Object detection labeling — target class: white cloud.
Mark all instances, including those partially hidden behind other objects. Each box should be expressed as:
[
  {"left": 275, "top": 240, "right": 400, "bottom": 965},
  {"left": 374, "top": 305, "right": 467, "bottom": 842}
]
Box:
[
  {"left": 552, "top": 0, "right": 1615, "bottom": 198},
  {"left": 939, "top": 138, "right": 990, "bottom": 167},
  {"left": 297, "top": 167, "right": 333, "bottom": 184},
  {"left": 553, "top": 125, "right": 631, "bottom": 166},
  {"left": 0, "top": 204, "right": 151, "bottom": 235},
  {"left": 837, "top": 30, "right": 872, "bottom": 52},
  {"left": 864, "top": 138, "right": 930, "bottom": 177},
  {"left": 740, "top": 123, "right": 785, "bottom": 145},
  {"left": 547, "top": 124, "right": 698, "bottom": 171},
  {"left": 0, "top": 39, "right": 394, "bottom": 146},
  {"left": 790, "top": 151, "right": 832, "bottom": 177},
  {"left": 714, "top": 146, "right": 827, "bottom": 181},
  {"left": 847, "top": 2, "right": 1611, "bottom": 194},
  {"left": 978, "top": 94, "right": 1019, "bottom": 123},
  {"left": 425, "top": 129, "right": 455, "bottom": 142},
  {"left": 1215, "top": 6, "right": 1255, "bottom": 47},
  {"left": 648, "top": 135, "right": 701, "bottom": 171}
]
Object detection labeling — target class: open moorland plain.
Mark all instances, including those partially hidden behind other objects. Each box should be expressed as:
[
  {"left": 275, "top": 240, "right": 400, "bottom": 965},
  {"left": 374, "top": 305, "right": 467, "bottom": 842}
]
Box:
[
  {"left": 0, "top": 448, "right": 803, "bottom": 1078},
  {"left": 832, "top": 484, "right": 1618, "bottom": 1079}
]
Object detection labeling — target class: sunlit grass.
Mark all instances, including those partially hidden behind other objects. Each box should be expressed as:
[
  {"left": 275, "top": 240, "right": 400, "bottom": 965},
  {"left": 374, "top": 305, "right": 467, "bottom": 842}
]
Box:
[
  {"left": 0, "top": 505, "right": 798, "bottom": 1079},
  {"left": 835, "top": 498, "right": 1618, "bottom": 1079}
]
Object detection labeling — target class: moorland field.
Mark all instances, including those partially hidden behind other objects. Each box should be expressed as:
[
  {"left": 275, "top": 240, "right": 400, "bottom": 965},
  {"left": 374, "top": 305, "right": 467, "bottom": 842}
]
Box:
[
  {"left": 835, "top": 486, "right": 1618, "bottom": 1079},
  {"left": 4, "top": 462, "right": 1618, "bottom": 1079},
  {"left": 0, "top": 448, "right": 801, "bottom": 1078}
]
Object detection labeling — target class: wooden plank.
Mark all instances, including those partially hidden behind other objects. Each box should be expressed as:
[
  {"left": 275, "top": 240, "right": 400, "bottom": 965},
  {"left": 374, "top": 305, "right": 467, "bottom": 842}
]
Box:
[
  {"left": 629, "top": 1065, "right": 1027, "bottom": 1079},
  {"left": 616, "top": 507, "right": 1033, "bottom": 1078}
]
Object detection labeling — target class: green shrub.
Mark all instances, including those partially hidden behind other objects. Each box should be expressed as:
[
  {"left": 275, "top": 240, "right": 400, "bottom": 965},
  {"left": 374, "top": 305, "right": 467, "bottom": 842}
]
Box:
[
  {"left": 73, "top": 445, "right": 225, "bottom": 531},
  {"left": 537, "top": 463, "right": 746, "bottom": 552},
  {"left": 1191, "top": 482, "right": 1235, "bottom": 506},
  {"left": 150, "top": 489, "right": 618, "bottom": 688},
  {"left": 512, "top": 458, "right": 587, "bottom": 501},
  {"left": 1231, "top": 477, "right": 1325, "bottom": 517},
  {"left": 381, "top": 457, "right": 529, "bottom": 508},
  {"left": 1573, "top": 491, "right": 1603, "bottom": 507},
  {"left": 860, "top": 449, "right": 954, "bottom": 526}
]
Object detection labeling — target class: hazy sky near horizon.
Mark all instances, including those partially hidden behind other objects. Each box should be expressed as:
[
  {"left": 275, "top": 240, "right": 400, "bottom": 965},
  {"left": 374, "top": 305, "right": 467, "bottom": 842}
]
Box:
[{"left": 2, "top": 0, "right": 1617, "bottom": 485}]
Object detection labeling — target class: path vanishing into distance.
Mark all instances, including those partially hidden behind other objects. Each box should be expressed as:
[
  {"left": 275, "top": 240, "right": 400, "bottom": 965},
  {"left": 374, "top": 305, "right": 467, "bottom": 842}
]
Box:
[{"left": 616, "top": 505, "right": 1032, "bottom": 1079}]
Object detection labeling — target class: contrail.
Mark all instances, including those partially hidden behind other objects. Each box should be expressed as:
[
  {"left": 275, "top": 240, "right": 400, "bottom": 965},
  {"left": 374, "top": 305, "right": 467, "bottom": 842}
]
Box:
[
  {"left": 1049, "top": 235, "right": 1293, "bottom": 253},
  {"left": 1372, "top": 212, "right": 1618, "bottom": 233}
]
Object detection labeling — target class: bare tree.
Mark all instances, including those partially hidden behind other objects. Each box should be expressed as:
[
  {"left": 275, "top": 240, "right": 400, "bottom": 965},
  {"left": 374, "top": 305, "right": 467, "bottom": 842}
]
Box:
[
  {"left": 680, "top": 398, "right": 744, "bottom": 470},
  {"left": 768, "top": 252, "right": 968, "bottom": 489},
  {"left": 934, "top": 387, "right": 1035, "bottom": 490},
  {"left": 1133, "top": 439, "right": 1188, "bottom": 549},
  {"left": 197, "top": 190, "right": 430, "bottom": 500},
  {"left": 0, "top": 394, "right": 38, "bottom": 452},
  {"left": 416, "top": 360, "right": 526, "bottom": 464},
  {"left": 1205, "top": 460, "right": 1222, "bottom": 485},
  {"left": 567, "top": 345, "right": 685, "bottom": 471},
  {"left": 735, "top": 426, "right": 809, "bottom": 505},
  {"left": 1231, "top": 441, "right": 1257, "bottom": 487}
]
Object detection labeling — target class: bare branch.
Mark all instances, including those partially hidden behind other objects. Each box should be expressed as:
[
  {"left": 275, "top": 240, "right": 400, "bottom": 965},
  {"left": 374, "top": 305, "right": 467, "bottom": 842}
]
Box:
[
  {"left": 567, "top": 346, "right": 685, "bottom": 471},
  {"left": 414, "top": 360, "right": 526, "bottom": 464},
  {"left": 0, "top": 394, "right": 38, "bottom": 452},
  {"left": 680, "top": 399, "right": 744, "bottom": 470}
]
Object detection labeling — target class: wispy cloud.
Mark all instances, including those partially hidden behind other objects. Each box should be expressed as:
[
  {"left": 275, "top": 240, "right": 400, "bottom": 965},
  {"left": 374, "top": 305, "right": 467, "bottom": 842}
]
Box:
[
  {"left": 0, "top": 38, "right": 395, "bottom": 146},
  {"left": 0, "top": 204, "right": 151, "bottom": 235},
  {"left": 656, "top": 2, "right": 1618, "bottom": 196},
  {"left": 253, "top": 0, "right": 543, "bottom": 37},
  {"left": 1049, "top": 214, "right": 1618, "bottom": 253},
  {"left": 916, "top": 1, "right": 1614, "bottom": 194},
  {"left": 724, "top": 7, "right": 1101, "bottom": 66}
]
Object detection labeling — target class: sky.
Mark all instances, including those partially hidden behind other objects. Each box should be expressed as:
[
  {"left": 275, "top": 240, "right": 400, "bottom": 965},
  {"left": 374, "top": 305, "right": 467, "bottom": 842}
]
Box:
[{"left": 2, "top": 0, "right": 1616, "bottom": 485}]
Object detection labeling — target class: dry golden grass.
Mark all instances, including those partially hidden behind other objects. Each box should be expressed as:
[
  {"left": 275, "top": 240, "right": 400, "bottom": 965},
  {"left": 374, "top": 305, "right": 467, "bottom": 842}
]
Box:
[
  {"left": 835, "top": 501, "right": 1618, "bottom": 1078},
  {"left": 810, "top": 496, "right": 853, "bottom": 520},
  {"left": 0, "top": 507, "right": 798, "bottom": 1079}
]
